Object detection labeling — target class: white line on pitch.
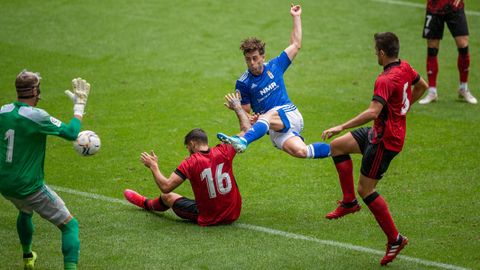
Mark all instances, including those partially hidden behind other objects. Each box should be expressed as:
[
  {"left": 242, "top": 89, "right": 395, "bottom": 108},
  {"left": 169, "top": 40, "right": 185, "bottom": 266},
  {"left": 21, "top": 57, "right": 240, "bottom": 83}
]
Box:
[
  {"left": 50, "top": 185, "right": 471, "bottom": 270},
  {"left": 370, "top": 0, "right": 480, "bottom": 16}
]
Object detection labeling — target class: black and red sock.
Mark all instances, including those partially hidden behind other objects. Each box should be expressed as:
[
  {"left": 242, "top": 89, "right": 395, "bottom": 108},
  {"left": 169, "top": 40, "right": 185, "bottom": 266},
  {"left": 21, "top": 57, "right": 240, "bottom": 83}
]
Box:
[
  {"left": 457, "top": 46, "right": 470, "bottom": 84},
  {"left": 145, "top": 197, "right": 169, "bottom": 211},
  {"left": 333, "top": 155, "right": 356, "bottom": 204},
  {"left": 363, "top": 192, "right": 399, "bottom": 243},
  {"left": 427, "top": 47, "right": 439, "bottom": 88}
]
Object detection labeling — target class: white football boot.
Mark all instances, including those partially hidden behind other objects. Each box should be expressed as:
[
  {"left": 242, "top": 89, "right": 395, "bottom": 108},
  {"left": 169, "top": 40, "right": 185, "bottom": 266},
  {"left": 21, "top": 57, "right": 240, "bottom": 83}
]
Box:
[
  {"left": 458, "top": 88, "right": 478, "bottom": 104},
  {"left": 419, "top": 87, "right": 438, "bottom": 104}
]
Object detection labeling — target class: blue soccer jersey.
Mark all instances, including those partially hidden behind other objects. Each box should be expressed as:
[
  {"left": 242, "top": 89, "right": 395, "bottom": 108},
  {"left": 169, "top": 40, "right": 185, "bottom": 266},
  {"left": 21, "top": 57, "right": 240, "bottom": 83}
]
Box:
[{"left": 236, "top": 51, "right": 293, "bottom": 114}]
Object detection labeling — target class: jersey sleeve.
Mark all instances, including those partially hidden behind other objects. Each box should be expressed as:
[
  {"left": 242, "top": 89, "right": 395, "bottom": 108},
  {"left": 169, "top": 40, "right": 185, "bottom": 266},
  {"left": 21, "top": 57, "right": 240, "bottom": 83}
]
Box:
[
  {"left": 273, "top": 51, "right": 292, "bottom": 73},
  {"left": 41, "top": 116, "right": 81, "bottom": 141},
  {"left": 175, "top": 159, "right": 191, "bottom": 180},
  {"left": 409, "top": 65, "right": 421, "bottom": 85},
  {"left": 19, "top": 107, "right": 81, "bottom": 140},
  {"left": 372, "top": 77, "right": 389, "bottom": 105},
  {"left": 58, "top": 118, "right": 81, "bottom": 140},
  {"left": 236, "top": 81, "right": 250, "bottom": 105}
]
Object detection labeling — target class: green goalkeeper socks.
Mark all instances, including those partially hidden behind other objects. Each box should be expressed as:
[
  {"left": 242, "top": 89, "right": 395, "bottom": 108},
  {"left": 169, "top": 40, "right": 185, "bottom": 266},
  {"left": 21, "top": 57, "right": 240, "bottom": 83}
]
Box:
[
  {"left": 61, "top": 217, "right": 80, "bottom": 266},
  {"left": 64, "top": 262, "right": 77, "bottom": 270},
  {"left": 17, "top": 212, "right": 34, "bottom": 254}
]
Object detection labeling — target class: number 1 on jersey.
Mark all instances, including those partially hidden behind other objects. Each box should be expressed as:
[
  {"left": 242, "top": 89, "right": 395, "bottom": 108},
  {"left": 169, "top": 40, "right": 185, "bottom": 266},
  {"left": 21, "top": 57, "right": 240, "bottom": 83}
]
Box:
[
  {"left": 201, "top": 163, "right": 232, "bottom": 199},
  {"left": 4, "top": 129, "right": 15, "bottom": 163}
]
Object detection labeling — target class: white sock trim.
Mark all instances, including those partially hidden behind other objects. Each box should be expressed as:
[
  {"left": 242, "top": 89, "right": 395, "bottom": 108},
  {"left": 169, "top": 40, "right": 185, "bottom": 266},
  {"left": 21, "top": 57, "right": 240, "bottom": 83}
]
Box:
[
  {"left": 306, "top": 144, "right": 314, "bottom": 159},
  {"left": 257, "top": 118, "right": 270, "bottom": 129}
]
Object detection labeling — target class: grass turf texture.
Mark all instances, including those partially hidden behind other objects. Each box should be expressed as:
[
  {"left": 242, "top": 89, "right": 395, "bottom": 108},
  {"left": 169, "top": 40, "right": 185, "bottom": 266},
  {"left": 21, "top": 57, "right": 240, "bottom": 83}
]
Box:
[{"left": 1, "top": 0, "right": 479, "bottom": 269}]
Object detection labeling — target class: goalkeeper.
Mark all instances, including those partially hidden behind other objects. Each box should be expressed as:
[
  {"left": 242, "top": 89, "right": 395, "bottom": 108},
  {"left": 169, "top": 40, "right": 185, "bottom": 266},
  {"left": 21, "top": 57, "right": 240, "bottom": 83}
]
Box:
[{"left": 0, "top": 70, "right": 91, "bottom": 270}]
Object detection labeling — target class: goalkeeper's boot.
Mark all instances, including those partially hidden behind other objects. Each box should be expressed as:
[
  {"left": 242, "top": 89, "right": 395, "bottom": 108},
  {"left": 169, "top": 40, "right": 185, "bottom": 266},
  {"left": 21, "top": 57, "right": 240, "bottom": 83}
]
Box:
[
  {"left": 458, "top": 88, "right": 478, "bottom": 104},
  {"left": 217, "top": 133, "right": 247, "bottom": 153},
  {"left": 325, "top": 200, "right": 360, "bottom": 219},
  {"left": 23, "top": 251, "right": 37, "bottom": 270},
  {"left": 380, "top": 235, "right": 408, "bottom": 266},
  {"left": 124, "top": 189, "right": 148, "bottom": 210}
]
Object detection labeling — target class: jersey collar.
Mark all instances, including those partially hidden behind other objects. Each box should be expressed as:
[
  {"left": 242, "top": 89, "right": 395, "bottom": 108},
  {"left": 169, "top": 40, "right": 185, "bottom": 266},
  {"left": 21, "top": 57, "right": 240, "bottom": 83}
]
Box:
[
  {"left": 14, "top": 101, "right": 29, "bottom": 107},
  {"left": 199, "top": 148, "right": 211, "bottom": 154},
  {"left": 383, "top": 60, "right": 401, "bottom": 71}
]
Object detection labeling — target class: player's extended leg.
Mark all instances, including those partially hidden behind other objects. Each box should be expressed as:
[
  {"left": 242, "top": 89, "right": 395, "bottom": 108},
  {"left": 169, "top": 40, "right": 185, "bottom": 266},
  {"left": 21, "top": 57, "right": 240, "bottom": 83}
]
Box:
[
  {"left": 17, "top": 211, "right": 37, "bottom": 269},
  {"left": 123, "top": 189, "right": 170, "bottom": 211},
  {"left": 420, "top": 39, "right": 440, "bottom": 104},
  {"left": 218, "top": 111, "right": 277, "bottom": 153},
  {"left": 282, "top": 136, "right": 330, "bottom": 159},
  {"left": 358, "top": 175, "right": 407, "bottom": 266},
  {"left": 455, "top": 35, "right": 477, "bottom": 104},
  {"left": 59, "top": 216, "right": 80, "bottom": 270},
  {"left": 166, "top": 195, "right": 199, "bottom": 222},
  {"left": 325, "top": 132, "right": 362, "bottom": 219}
]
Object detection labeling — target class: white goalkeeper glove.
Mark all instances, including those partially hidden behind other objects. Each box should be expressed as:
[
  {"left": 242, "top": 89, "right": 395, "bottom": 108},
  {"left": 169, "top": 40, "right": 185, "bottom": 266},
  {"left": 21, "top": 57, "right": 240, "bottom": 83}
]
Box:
[{"left": 65, "top": 77, "right": 90, "bottom": 117}]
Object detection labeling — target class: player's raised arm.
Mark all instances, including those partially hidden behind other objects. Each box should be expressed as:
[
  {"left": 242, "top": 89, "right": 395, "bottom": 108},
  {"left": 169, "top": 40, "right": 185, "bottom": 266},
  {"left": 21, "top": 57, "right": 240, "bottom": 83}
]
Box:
[
  {"left": 141, "top": 151, "right": 183, "bottom": 193},
  {"left": 284, "top": 4, "right": 302, "bottom": 61},
  {"left": 223, "top": 92, "right": 251, "bottom": 135}
]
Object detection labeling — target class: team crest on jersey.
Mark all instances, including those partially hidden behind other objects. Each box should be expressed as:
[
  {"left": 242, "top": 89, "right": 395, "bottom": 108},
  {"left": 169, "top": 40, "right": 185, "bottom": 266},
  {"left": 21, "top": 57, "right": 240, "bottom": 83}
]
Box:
[
  {"left": 267, "top": 71, "right": 274, "bottom": 79},
  {"left": 50, "top": 116, "right": 62, "bottom": 127}
]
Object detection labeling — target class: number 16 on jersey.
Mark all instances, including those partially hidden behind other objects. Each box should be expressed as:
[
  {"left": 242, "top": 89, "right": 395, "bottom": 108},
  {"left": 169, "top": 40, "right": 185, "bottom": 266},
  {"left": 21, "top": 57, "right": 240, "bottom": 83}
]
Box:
[{"left": 201, "top": 163, "right": 232, "bottom": 199}]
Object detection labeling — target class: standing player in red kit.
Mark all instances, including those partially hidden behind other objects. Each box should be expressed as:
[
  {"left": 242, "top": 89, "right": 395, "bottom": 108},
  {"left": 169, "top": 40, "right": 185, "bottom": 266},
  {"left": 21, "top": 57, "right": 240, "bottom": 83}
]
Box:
[
  {"left": 124, "top": 94, "right": 250, "bottom": 226},
  {"left": 321, "top": 32, "right": 428, "bottom": 265},
  {"left": 419, "top": 0, "right": 477, "bottom": 104}
]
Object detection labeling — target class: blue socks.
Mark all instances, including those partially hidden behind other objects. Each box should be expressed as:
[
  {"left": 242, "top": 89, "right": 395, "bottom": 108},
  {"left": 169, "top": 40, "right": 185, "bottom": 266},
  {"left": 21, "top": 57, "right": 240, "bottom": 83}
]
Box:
[
  {"left": 307, "top": 143, "right": 330, "bottom": 159},
  {"left": 242, "top": 119, "right": 330, "bottom": 159},
  {"left": 242, "top": 119, "right": 269, "bottom": 144}
]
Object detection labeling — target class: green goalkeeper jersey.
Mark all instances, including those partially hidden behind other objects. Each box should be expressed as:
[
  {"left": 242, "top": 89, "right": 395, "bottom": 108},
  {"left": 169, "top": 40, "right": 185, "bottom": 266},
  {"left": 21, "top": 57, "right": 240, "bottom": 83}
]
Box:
[{"left": 0, "top": 101, "right": 81, "bottom": 199}]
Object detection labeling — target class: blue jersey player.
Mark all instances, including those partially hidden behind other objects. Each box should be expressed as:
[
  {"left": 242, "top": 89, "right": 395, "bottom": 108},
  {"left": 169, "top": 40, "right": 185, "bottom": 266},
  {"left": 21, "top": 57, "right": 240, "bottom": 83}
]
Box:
[{"left": 218, "top": 4, "right": 330, "bottom": 160}]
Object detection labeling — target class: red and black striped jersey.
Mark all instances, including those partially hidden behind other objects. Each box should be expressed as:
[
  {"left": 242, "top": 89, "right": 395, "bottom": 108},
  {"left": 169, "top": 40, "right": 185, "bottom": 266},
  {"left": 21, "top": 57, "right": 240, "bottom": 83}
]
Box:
[
  {"left": 370, "top": 60, "right": 420, "bottom": 152},
  {"left": 176, "top": 143, "right": 242, "bottom": 226},
  {"left": 427, "top": 0, "right": 464, "bottom": 14}
]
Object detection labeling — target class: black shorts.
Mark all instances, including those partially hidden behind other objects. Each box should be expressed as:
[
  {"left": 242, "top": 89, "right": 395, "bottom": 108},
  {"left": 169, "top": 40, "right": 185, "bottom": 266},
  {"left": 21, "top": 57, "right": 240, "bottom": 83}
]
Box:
[
  {"left": 351, "top": 127, "right": 399, "bottom": 180},
  {"left": 172, "top": 197, "right": 199, "bottom": 222},
  {"left": 422, "top": 9, "right": 469, "bottom": 39}
]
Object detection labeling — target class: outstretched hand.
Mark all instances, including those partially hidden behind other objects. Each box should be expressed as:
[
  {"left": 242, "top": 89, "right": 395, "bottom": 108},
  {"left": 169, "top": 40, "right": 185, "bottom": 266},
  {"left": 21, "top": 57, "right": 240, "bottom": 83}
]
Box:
[
  {"left": 65, "top": 77, "right": 90, "bottom": 117},
  {"left": 65, "top": 78, "right": 90, "bottom": 105},
  {"left": 223, "top": 92, "right": 242, "bottom": 111},
  {"left": 290, "top": 3, "right": 301, "bottom": 16},
  {"left": 140, "top": 151, "right": 158, "bottom": 169},
  {"left": 321, "top": 125, "right": 343, "bottom": 140}
]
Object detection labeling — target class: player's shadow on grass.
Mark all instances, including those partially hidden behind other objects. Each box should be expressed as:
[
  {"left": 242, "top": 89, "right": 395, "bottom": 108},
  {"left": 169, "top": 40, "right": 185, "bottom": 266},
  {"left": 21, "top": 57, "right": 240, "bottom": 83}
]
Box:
[{"left": 127, "top": 208, "right": 195, "bottom": 225}]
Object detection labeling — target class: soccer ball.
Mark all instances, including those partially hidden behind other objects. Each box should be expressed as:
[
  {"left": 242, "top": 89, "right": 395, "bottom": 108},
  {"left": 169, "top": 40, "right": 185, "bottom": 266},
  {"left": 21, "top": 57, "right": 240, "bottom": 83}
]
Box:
[{"left": 73, "top": 130, "right": 101, "bottom": 156}]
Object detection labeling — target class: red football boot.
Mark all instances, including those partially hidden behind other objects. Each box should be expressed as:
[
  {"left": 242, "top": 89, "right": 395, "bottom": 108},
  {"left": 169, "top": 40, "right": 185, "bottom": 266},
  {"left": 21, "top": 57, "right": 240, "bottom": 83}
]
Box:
[
  {"left": 380, "top": 235, "right": 409, "bottom": 266},
  {"left": 124, "top": 189, "right": 147, "bottom": 209},
  {"left": 325, "top": 200, "right": 361, "bottom": 219}
]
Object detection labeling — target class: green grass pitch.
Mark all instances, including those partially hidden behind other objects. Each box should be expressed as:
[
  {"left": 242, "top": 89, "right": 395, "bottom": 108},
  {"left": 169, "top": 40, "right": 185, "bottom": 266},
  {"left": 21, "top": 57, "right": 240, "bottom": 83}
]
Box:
[{"left": 1, "top": 0, "right": 479, "bottom": 269}]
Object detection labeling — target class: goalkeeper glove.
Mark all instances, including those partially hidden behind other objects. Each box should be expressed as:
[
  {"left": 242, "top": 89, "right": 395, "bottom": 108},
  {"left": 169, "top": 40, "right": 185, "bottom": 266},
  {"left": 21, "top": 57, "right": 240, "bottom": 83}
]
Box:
[{"left": 65, "top": 78, "right": 90, "bottom": 117}]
